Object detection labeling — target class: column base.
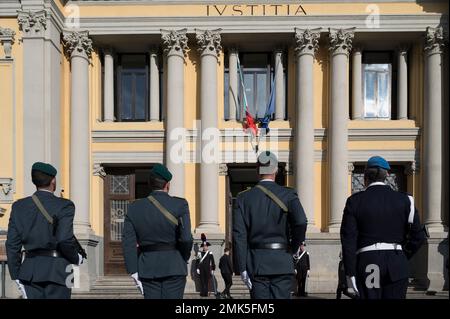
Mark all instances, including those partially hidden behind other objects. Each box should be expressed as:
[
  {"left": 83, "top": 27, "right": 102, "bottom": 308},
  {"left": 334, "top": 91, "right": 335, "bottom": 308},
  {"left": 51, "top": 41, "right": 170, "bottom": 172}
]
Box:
[
  {"left": 426, "top": 223, "right": 448, "bottom": 233},
  {"left": 425, "top": 231, "right": 448, "bottom": 292},
  {"left": 327, "top": 224, "right": 341, "bottom": 233},
  {"left": 194, "top": 225, "right": 222, "bottom": 236},
  {"left": 71, "top": 229, "right": 100, "bottom": 293},
  {"left": 306, "top": 223, "right": 321, "bottom": 233}
]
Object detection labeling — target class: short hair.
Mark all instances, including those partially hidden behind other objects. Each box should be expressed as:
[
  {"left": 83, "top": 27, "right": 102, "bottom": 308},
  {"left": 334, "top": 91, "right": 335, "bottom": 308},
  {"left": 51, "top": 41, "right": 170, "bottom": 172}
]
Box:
[
  {"left": 364, "top": 167, "right": 387, "bottom": 184},
  {"left": 149, "top": 171, "right": 168, "bottom": 191},
  {"left": 224, "top": 247, "right": 230, "bottom": 253},
  {"left": 31, "top": 170, "right": 53, "bottom": 188}
]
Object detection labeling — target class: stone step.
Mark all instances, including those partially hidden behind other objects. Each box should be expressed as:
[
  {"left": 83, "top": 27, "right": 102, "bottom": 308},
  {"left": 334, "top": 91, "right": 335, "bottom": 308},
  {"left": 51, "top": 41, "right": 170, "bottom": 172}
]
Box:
[{"left": 71, "top": 275, "right": 251, "bottom": 299}]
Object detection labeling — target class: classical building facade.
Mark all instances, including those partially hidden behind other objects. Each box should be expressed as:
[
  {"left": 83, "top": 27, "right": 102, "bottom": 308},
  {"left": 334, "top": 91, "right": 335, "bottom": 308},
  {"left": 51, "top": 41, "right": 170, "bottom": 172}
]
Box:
[{"left": 0, "top": 0, "right": 448, "bottom": 297}]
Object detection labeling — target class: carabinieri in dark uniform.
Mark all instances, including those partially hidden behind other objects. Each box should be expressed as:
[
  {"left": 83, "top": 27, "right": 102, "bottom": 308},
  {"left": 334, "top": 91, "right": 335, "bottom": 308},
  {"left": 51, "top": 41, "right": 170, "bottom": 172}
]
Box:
[
  {"left": 6, "top": 162, "right": 82, "bottom": 299},
  {"left": 122, "top": 164, "right": 193, "bottom": 299},
  {"left": 196, "top": 234, "right": 216, "bottom": 297},
  {"left": 233, "top": 151, "right": 308, "bottom": 299},
  {"left": 340, "top": 156, "right": 426, "bottom": 299},
  {"left": 294, "top": 242, "right": 310, "bottom": 297}
]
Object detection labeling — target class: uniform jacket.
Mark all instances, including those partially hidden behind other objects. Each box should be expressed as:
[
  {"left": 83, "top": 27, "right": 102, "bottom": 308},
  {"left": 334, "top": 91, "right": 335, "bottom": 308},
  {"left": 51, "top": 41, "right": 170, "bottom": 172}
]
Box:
[
  {"left": 122, "top": 191, "right": 193, "bottom": 279},
  {"left": 340, "top": 184, "right": 426, "bottom": 279},
  {"left": 6, "top": 190, "right": 79, "bottom": 285},
  {"left": 197, "top": 251, "right": 216, "bottom": 273},
  {"left": 219, "top": 254, "right": 233, "bottom": 274},
  {"left": 233, "top": 180, "right": 308, "bottom": 276},
  {"left": 295, "top": 251, "right": 310, "bottom": 275}
]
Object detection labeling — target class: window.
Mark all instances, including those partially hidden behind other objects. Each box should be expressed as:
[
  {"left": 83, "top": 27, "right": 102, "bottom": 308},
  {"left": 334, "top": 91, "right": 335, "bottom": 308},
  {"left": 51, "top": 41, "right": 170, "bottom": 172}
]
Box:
[
  {"left": 362, "top": 52, "right": 394, "bottom": 120},
  {"left": 351, "top": 164, "right": 407, "bottom": 194},
  {"left": 116, "top": 54, "right": 148, "bottom": 121},
  {"left": 224, "top": 52, "right": 286, "bottom": 121}
]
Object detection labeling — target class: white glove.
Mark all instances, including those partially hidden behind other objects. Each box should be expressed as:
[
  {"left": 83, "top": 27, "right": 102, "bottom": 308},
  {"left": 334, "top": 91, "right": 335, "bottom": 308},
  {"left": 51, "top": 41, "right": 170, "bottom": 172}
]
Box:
[
  {"left": 240, "top": 270, "right": 252, "bottom": 290},
  {"left": 196, "top": 269, "right": 200, "bottom": 275},
  {"left": 294, "top": 269, "right": 298, "bottom": 275},
  {"left": 15, "top": 280, "right": 27, "bottom": 299},
  {"left": 77, "top": 253, "right": 84, "bottom": 266},
  {"left": 346, "top": 276, "right": 359, "bottom": 295},
  {"left": 131, "top": 272, "right": 144, "bottom": 295},
  {"left": 210, "top": 270, "right": 214, "bottom": 275}
]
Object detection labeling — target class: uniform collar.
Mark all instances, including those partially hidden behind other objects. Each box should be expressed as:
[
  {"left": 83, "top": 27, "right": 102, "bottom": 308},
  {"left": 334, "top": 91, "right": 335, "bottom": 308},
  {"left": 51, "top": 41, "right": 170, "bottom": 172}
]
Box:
[
  {"left": 151, "top": 190, "right": 169, "bottom": 196},
  {"left": 259, "top": 179, "right": 275, "bottom": 183},
  {"left": 37, "top": 188, "right": 54, "bottom": 194},
  {"left": 367, "top": 182, "right": 387, "bottom": 188}
]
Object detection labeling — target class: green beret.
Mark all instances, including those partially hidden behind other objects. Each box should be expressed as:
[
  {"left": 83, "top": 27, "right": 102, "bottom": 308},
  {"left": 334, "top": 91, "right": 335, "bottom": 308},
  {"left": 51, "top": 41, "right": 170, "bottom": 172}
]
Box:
[
  {"left": 32, "top": 162, "right": 57, "bottom": 177},
  {"left": 151, "top": 164, "right": 172, "bottom": 182}
]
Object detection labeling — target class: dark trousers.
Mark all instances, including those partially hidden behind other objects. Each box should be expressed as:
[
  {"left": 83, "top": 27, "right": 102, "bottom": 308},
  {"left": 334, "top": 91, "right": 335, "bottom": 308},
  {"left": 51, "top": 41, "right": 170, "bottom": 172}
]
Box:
[
  {"left": 23, "top": 281, "right": 71, "bottom": 299},
  {"left": 250, "top": 274, "right": 294, "bottom": 299},
  {"left": 356, "top": 250, "right": 409, "bottom": 299},
  {"left": 296, "top": 271, "right": 307, "bottom": 296},
  {"left": 199, "top": 271, "right": 210, "bottom": 297},
  {"left": 141, "top": 276, "right": 186, "bottom": 299},
  {"left": 221, "top": 272, "right": 233, "bottom": 296}
]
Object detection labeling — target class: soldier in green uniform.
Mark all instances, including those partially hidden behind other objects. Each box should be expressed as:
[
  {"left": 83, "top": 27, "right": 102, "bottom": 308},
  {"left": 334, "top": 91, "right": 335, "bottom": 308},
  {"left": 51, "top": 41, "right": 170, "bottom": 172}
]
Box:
[
  {"left": 122, "top": 164, "right": 193, "bottom": 299},
  {"left": 6, "top": 162, "right": 83, "bottom": 299},
  {"left": 233, "top": 151, "right": 308, "bottom": 299}
]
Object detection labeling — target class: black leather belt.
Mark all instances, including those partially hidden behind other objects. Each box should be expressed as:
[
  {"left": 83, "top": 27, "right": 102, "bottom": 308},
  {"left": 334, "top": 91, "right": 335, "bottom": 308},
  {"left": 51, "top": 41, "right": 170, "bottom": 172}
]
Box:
[
  {"left": 25, "top": 249, "right": 61, "bottom": 258},
  {"left": 139, "top": 243, "right": 177, "bottom": 252},
  {"left": 250, "top": 243, "right": 288, "bottom": 250}
]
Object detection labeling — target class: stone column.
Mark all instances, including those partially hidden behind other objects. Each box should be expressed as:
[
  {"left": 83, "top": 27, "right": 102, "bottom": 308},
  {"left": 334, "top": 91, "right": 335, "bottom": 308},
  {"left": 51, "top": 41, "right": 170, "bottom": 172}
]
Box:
[
  {"left": 18, "top": 9, "right": 63, "bottom": 196},
  {"left": 196, "top": 29, "right": 222, "bottom": 234},
  {"left": 397, "top": 45, "right": 409, "bottom": 120},
  {"left": 103, "top": 49, "right": 114, "bottom": 122},
  {"left": 351, "top": 46, "right": 363, "bottom": 120},
  {"left": 149, "top": 48, "right": 160, "bottom": 121},
  {"left": 274, "top": 49, "right": 285, "bottom": 120},
  {"left": 228, "top": 48, "right": 238, "bottom": 121},
  {"left": 423, "top": 27, "right": 446, "bottom": 232},
  {"left": 161, "top": 29, "right": 188, "bottom": 198},
  {"left": 294, "top": 28, "right": 321, "bottom": 231},
  {"left": 328, "top": 28, "right": 354, "bottom": 232},
  {"left": 63, "top": 31, "right": 93, "bottom": 233}
]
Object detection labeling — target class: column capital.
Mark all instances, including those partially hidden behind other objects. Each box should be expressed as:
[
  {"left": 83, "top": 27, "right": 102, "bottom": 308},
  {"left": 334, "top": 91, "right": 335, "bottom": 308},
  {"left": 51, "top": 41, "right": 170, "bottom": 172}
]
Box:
[
  {"left": 0, "top": 27, "right": 15, "bottom": 59},
  {"left": 397, "top": 44, "right": 410, "bottom": 54},
  {"left": 17, "top": 9, "right": 48, "bottom": 36},
  {"left": 149, "top": 45, "right": 159, "bottom": 55},
  {"left": 62, "top": 31, "right": 93, "bottom": 61},
  {"left": 102, "top": 47, "right": 114, "bottom": 56},
  {"left": 228, "top": 47, "right": 239, "bottom": 55},
  {"left": 352, "top": 44, "right": 363, "bottom": 54},
  {"left": 424, "top": 26, "right": 447, "bottom": 55},
  {"left": 195, "top": 29, "right": 222, "bottom": 59},
  {"left": 284, "top": 162, "right": 293, "bottom": 176},
  {"left": 93, "top": 164, "right": 106, "bottom": 178},
  {"left": 404, "top": 161, "right": 419, "bottom": 176},
  {"left": 294, "top": 28, "right": 321, "bottom": 57},
  {"left": 348, "top": 162, "right": 355, "bottom": 174},
  {"left": 219, "top": 163, "right": 228, "bottom": 176},
  {"left": 161, "top": 28, "right": 189, "bottom": 58},
  {"left": 328, "top": 27, "right": 355, "bottom": 56}
]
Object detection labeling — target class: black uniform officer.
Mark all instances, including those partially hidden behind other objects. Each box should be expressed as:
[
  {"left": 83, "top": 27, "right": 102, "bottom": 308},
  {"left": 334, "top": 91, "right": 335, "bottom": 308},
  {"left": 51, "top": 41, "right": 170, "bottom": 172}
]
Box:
[
  {"left": 196, "top": 234, "right": 216, "bottom": 297},
  {"left": 219, "top": 247, "right": 233, "bottom": 298},
  {"left": 6, "top": 162, "right": 81, "bottom": 299},
  {"left": 340, "top": 156, "right": 426, "bottom": 299},
  {"left": 122, "top": 164, "right": 193, "bottom": 299},
  {"left": 294, "top": 242, "right": 310, "bottom": 297},
  {"left": 233, "top": 151, "right": 308, "bottom": 299}
]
